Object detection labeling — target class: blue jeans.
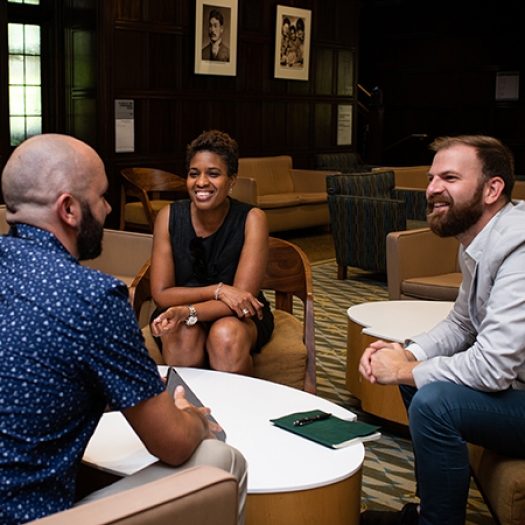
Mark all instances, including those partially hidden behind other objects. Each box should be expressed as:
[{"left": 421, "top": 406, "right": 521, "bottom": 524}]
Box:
[{"left": 399, "top": 382, "right": 525, "bottom": 525}]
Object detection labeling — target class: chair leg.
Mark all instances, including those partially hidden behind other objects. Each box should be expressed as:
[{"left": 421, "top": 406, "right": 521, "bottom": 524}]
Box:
[{"left": 337, "top": 265, "right": 347, "bottom": 280}]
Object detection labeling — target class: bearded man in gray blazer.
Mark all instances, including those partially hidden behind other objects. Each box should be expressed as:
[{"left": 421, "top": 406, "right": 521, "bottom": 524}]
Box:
[{"left": 359, "top": 135, "right": 525, "bottom": 525}]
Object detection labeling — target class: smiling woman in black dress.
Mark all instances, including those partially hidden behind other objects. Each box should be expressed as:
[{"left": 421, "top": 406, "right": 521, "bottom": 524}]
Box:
[{"left": 150, "top": 130, "right": 273, "bottom": 375}]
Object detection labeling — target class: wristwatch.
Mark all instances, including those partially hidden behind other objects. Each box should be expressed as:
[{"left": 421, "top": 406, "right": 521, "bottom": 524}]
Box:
[{"left": 184, "top": 305, "right": 198, "bottom": 326}]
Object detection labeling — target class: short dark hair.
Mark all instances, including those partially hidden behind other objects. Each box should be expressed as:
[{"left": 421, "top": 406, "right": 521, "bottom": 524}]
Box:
[
  {"left": 186, "top": 130, "right": 239, "bottom": 177},
  {"left": 209, "top": 9, "right": 224, "bottom": 26},
  {"left": 430, "top": 135, "right": 515, "bottom": 201}
]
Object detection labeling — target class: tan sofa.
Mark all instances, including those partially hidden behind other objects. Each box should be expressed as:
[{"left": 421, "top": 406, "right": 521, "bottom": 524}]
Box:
[
  {"left": 29, "top": 466, "right": 238, "bottom": 525},
  {"left": 380, "top": 167, "right": 525, "bottom": 195},
  {"left": 231, "top": 155, "right": 336, "bottom": 232},
  {"left": 374, "top": 165, "right": 430, "bottom": 190}
]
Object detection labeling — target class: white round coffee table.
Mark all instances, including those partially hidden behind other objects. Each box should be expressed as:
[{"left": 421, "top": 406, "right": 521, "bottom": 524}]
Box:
[
  {"left": 84, "top": 368, "right": 365, "bottom": 525},
  {"left": 346, "top": 300, "right": 454, "bottom": 425}
]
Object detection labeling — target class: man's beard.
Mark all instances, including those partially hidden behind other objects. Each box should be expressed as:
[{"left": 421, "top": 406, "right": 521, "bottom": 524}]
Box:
[
  {"left": 77, "top": 201, "right": 104, "bottom": 261},
  {"left": 427, "top": 182, "right": 484, "bottom": 238}
]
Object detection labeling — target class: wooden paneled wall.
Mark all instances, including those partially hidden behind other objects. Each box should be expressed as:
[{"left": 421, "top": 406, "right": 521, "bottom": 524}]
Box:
[{"left": 87, "top": 0, "right": 359, "bottom": 228}]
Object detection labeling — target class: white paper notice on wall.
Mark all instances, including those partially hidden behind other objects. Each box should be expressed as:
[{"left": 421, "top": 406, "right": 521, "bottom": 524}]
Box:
[
  {"left": 495, "top": 72, "right": 519, "bottom": 101},
  {"left": 337, "top": 105, "right": 352, "bottom": 146},
  {"left": 115, "top": 99, "right": 134, "bottom": 153}
]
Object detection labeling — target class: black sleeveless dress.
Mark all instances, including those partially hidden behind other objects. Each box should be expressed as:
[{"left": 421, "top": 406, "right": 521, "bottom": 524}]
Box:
[{"left": 165, "top": 197, "right": 274, "bottom": 352}]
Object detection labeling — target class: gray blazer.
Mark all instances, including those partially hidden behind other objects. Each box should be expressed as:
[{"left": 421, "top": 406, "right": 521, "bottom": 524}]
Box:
[{"left": 409, "top": 200, "right": 525, "bottom": 391}]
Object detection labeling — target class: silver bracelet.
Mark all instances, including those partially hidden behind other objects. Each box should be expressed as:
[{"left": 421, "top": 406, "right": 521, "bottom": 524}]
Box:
[{"left": 215, "top": 282, "right": 223, "bottom": 300}]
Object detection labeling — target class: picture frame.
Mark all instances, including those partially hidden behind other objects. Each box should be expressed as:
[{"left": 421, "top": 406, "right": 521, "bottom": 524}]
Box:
[
  {"left": 274, "top": 5, "right": 311, "bottom": 81},
  {"left": 195, "top": 0, "right": 238, "bottom": 76}
]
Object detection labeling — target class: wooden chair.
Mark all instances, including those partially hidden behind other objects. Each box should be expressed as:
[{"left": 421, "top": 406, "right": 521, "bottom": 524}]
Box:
[
  {"left": 120, "top": 168, "right": 187, "bottom": 232},
  {"left": 129, "top": 237, "right": 316, "bottom": 393}
]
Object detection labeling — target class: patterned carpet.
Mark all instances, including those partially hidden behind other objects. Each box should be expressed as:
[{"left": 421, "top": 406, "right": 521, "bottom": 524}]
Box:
[{"left": 308, "top": 259, "right": 495, "bottom": 525}]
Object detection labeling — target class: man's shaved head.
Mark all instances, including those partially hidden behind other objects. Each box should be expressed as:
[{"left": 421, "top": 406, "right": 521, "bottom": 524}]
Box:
[{"left": 2, "top": 134, "right": 103, "bottom": 224}]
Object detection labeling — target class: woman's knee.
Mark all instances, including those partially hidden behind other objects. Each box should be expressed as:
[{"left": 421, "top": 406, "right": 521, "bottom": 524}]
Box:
[
  {"left": 207, "top": 318, "right": 252, "bottom": 354},
  {"left": 161, "top": 330, "right": 207, "bottom": 366}
]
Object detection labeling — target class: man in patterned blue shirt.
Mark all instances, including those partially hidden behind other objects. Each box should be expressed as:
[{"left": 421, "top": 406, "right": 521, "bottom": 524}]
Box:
[{"left": 0, "top": 134, "right": 246, "bottom": 525}]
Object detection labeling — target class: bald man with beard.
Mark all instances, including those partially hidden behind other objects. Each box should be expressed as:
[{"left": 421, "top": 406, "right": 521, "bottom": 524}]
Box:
[{"left": 0, "top": 134, "right": 246, "bottom": 525}]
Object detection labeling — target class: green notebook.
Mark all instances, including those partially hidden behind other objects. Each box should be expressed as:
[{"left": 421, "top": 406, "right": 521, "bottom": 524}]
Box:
[{"left": 271, "top": 410, "right": 381, "bottom": 449}]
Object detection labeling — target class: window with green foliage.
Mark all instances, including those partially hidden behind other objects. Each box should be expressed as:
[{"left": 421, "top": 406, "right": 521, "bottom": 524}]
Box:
[
  {"left": 8, "top": 0, "right": 40, "bottom": 5},
  {"left": 8, "top": 22, "right": 42, "bottom": 146}
]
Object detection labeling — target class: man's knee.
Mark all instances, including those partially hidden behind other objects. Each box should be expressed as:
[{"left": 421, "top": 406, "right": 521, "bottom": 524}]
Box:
[{"left": 408, "top": 381, "right": 462, "bottom": 426}]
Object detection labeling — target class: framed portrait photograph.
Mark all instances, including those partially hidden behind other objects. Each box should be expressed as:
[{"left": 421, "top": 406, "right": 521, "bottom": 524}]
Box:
[
  {"left": 274, "top": 5, "right": 311, "bottom": 81},
  {"left": 195, "top": 0, "right": 238, "bottom": 76}
]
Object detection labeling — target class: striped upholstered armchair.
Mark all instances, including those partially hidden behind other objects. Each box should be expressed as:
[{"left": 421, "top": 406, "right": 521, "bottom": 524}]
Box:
[{"left": 327, "top": 171, "right": 415, "bottom": 279}]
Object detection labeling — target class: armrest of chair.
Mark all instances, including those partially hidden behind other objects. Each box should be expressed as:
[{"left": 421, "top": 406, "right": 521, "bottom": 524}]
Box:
[
  {"left": 386, "top": 228, "right": 460, "bottom": 300},
  {"left": 303, "top": 265, "right": 316, "bottom": 394},
  {"left": 128, "top": 258, "right": 152, "bottom": 323},
  {"left": 231, "top": 177, "right": 259, "bottom": 205},
  {"left": 29, "top": 466, "right": 238, "bottom": 525},
  {"left": 291, "top": 169, "right": 338, "bottom": 193}
]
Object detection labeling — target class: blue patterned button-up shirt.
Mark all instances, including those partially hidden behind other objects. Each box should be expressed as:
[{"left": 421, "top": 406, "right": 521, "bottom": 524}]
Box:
[{"left": 0, "top": 224, "right": 164, "bottom": 525}]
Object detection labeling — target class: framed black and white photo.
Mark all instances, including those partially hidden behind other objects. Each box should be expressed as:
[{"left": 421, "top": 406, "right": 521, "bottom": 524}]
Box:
[
  {"left": 274, "top": 5, "right": 311, "bottom": 81},
  {"left": 195, "top": 0, "right": 238, "bottom": 76}
]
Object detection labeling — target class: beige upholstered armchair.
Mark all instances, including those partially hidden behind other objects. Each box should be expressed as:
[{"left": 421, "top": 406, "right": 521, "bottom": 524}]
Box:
[
  {"left": 385, "top": 178, "right": 525, "bottom": 301},
  {"left": 386, "top": 227, "right": 461, "bottom": 301},
  {"left": 468, "top": 444, "right": 525, "bottom": 525},
  {"left": 1, "top": 208, "right": 152, "bottom": 287},
  {"left": 81, "top": 229, "right": 153, "bottom": 286},
  {"left": 28, "top": 466, "right": 238, "bottom": 525}
]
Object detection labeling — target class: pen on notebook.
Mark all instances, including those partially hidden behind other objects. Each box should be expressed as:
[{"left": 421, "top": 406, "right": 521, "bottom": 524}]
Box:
[{"left": 293, "top": 413, "right": 331, "bottom": 426}]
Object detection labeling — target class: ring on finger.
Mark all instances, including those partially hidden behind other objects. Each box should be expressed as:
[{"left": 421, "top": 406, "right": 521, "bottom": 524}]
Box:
[{"left": 242, "top": 308, "right": 250, "bottom": 315}]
